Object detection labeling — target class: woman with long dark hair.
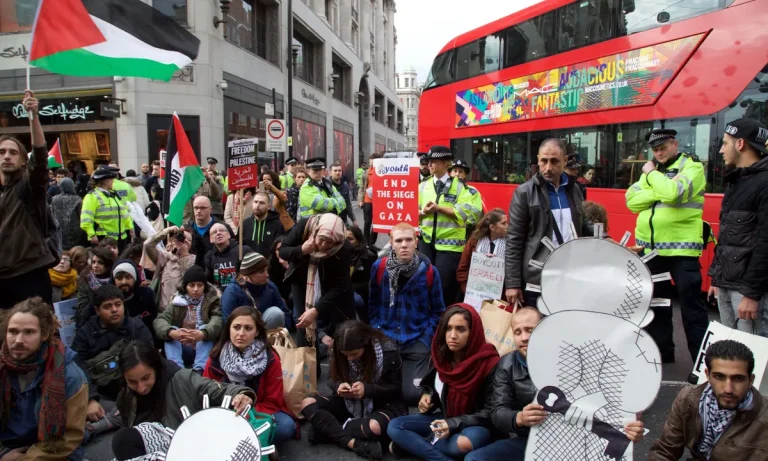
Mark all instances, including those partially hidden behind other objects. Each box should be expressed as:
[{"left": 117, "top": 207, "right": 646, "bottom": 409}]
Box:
[
  {"left": 346, "top": 226, "right": 377, "bottom": 324},
  {"left": 300, "top": 320, "right": 407, "bottom": 459},
  {"left": 202, "top": 307, "right": 296, "bottom": 444},
  {"left": 456, "top": 209, "right": 508, "bottom": 294},
  {"left": 111, "top": 342, "right": 254, "bottom": 461},
  {"left": 387, "top": 304, "right": 500, "bottom": 460},
  {"left": 75, "top": 246, "right": 115, "bottom": 328}
]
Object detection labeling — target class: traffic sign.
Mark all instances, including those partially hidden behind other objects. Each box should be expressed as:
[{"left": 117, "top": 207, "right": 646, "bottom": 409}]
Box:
[{"left": 266, "top": 119, "right": 287, "bottom": 152}]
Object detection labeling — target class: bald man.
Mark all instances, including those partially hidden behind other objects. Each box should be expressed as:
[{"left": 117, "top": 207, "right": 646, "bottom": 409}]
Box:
[{"left": 186, "top": 195, "right": 235, "bottom": 268}]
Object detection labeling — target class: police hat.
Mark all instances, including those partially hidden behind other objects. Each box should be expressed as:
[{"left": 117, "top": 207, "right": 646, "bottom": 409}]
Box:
[
  {"left": 417, "top": 152, "right": 429, "bottom": 165},
  {"left": 285, "top": 156, "right": 299, "bottom": 166},
  {"left": 206, "top": 157, "right": 218, "bottom": 165},
  {"left": 451, "top": 159, "right": 470, "bottom": 173},
  {"left": 92, "top": 167, "right": 117, "bottom": 181},
  {"left": 305, "top": 157, "right": 326, "bottom": 170},
  {"left": 565, "top": 155, "right": 581, "bottom": 170},
  {"left": 646, "top": 129, "right": 677, "bottom": 148},
  {"left": 426, "top": 146, "right": 454, "bottom": 161}
]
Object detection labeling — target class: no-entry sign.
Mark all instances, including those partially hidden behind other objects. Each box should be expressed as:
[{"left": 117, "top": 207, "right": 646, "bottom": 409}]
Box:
[
  {"left": 227, "top": 138, "right": 259, "bottom": 191},
  {"left": 266, "top": 119, "right": 286, "bottom": 152}
]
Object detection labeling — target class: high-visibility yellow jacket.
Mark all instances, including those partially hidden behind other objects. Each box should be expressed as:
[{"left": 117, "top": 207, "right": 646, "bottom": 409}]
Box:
[
  {"left": 298, "top": 179, "right": 346, "bottom": 218},
  {"left": 464, "top": 183, "right": 484, "bottom": 226},
  {"left": 355, "top": 167, "right": 365, "bottom": 187},
  {"left": 418, "top": 176, "right": 474, "bottom": 253},
  {"left": 626, "top": 153, "right": 705, "bottom": 257},
  {"left": 80, "top": 188, "right": 133, "bottom": 240},
  {"left": 280, "top": 172, "right": 295, "bottom": 191},
  {"left": 112, "top": 179, "right": 137, "bottom": 205}
]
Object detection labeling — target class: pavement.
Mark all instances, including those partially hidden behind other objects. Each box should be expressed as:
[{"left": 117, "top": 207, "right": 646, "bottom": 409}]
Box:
[{"left": 84, "top": 205, "right": 708, "bottom": 460}]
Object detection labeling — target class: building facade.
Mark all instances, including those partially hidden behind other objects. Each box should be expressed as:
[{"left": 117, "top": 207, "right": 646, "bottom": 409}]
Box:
[
  {"left": 0, "top": 0, "right": 404, "bottom": 182},
  {"left": 395, "top": 66, "right": 420, "bottom": 151}
]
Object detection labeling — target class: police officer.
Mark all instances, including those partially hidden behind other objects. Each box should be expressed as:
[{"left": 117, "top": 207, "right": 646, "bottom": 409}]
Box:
[
  {"left": 355, "top": 161, "right": 366, "bottom": 199},
  {"left": 418, "top": 152, "right": 431, "bottom": 182},
  {"left": 626, "top": 128, "right": 709, "bottom": 366},
  {"left": 418, "top": 146, "right": 474, "bottom": 304},
  {"left": 103, "top": 165, "right": 137, "bottom": 206},
  {"left": 80, "top": 168, "right": 134, "bottom": 253},
  {"left": 298, "top": 157, "right": 346, "bottom": 218},
  {"left": 280, "top": 156, "right": 299, "bottom": 190},
  {"left": 450, "top": 159, "right": 484, "bottom": 232}
]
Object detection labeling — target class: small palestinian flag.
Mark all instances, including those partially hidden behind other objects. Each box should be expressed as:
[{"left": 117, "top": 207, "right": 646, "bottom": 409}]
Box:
[
  {"left": 162, "top": 113, "right": 204, "bottom": 226},
  {"left": 47, "top": 138, "right": 63, "bottom": 169},
  {"left": 29, "top": 0, "right": 200, "bottom": 81}
]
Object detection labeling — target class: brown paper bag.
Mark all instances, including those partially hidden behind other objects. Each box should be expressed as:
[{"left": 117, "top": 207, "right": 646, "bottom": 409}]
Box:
[
  {"left": 272, "top": 331, "right": 317, "bottom": 418},
  {"left": 479, "top": 299, "right": 516, "bottom": 356}
]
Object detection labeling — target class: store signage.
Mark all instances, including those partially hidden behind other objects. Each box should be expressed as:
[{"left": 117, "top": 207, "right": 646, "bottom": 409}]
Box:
[
  {"left": 455, "top": 34, "right": 704, "bottom": 128},
  {"left": 371, "top": 158, "right": 420, "bottom": 233},
  {"left": 100, "top": 102, "right": 121, "bottom": 118},
  {"left": 12, "top": 102, "right": 96, "bottom": 121},
  {"left": 301, "top": 88, "right": 320, "bottom": 106},
  {"left": 227, "top": 138, "right": 259, "bottom": 191},
  {"left": 0, "top": 34, "right": 30, "bottom": 71},
  {"left": 265, "top": 119, "right": 286, "bottom": 152}
]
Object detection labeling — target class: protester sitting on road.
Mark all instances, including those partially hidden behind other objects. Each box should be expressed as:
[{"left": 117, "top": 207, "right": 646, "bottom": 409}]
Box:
[
  {"left": 119, "top": 242, "right": 148, "bottom": 285},
  {"left": 98, "top": 237, "right": 119, "bottom": 258},
  {"left": 300, "top": 320, "right": 407, "bottom": 460},
  {"left": 285, "top": 167, "right": 307, "bottom": 221},
  {"left": 346, "top": 226, "right": 377, "bottom": 324},
  {"left": 279, "top": 214, "right": 355, "bottom": 348},
  {"left": 110, "top": 259, "right": 157, "bottom": 331},
  {"left": 583, "top": 200, "right": 609, "bottom": 231},
  {"left": 187, "top": 195, "right": 235, "bottom": 268},
  {"left": 369, "top": 222, "right": 445, "bottom": 405},
  {"left": 0, "top": 297, "right": 89, "bottom": 460},
  {"left": 457, "top": 209, "right": 508, "bottom": 295},
  {"left": 242, "top": 191, "right": 286, "bottom": 257},
  {"left": 51, "top": 177, "right": 87, "bottom": 251},
  {"left": 223, "top": 187, "right": 254, "bottom": 234},
  {"left": 111, "top": 342, "right": 254, "bottom": 461},
  {"left": 49, "top": 254, "right": 78, "bottom": 303},
  {"left": 204, "top": 222, "right": 253, "bottom": 291},
  {"left": 203, "top": 307, "right": 297, "bottom": 445},
  {"left": 387, "top": 304, "right": 500, "bottom": 459},
  {"left": 143, "top": 225, "right": 196, "bottom": 310},
  {"left": 221, "top": 252, "right": 291, "bottom": 329},
  {"left": 69, "top": 245, "right": 89, "bottom": 274},
  {"left": 153, "top": 266, "right": 223, "bottom": 373},
  {"left": 650, "top": 339, "right": 768, "bottom": 460},
  {"left": 76, "top": 246, "right": 116, "bottom": 328},
  {"left": 72, "top": 285, "right": 154, "bottom": 440}
]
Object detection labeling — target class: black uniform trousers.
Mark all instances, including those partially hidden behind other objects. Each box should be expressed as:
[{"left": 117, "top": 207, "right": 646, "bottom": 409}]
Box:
[{"left": 418, "top": 240, "right": 461, "bottom": 305}]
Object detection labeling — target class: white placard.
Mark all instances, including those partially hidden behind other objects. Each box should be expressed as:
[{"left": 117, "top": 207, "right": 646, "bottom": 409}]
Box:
[
  {"left": 53, "top": 299, "right": 77, "bottom": 348},
  {"left": 265, "top": 102, "right": 275, "bottom": 116},
  {"left": 0, "top": 34, "right": 30, "bottom": 71},
  {"left": 265, "top": 119, "right": 286, "bottom": 152},
  {"left": 463, "top": 252, "right": 505, "bottom": 312}
]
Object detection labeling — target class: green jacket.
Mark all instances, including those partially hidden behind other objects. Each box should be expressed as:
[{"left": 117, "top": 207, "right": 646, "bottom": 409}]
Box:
[
  {"left": 355, "top": 167, "right": 365, "bottom": 187},
  {"left": 280, "top": 172, "right": 295, "bottom": 190},
  {"left": 464, "top": 183, "right": 484, "bottom": 226},
  {"left": 80, "top": 188, "right": 133, "bottom": 240},
  {"left": 298, "top": 178, "right": 346, "bottom": 218},
  {"left": 418, "top": 176, "right": 475, "bottom": 253},
  {"left": 626, "top": 153, "right": 705, "bottom": 257},
  {"left": 153, "top": 286, "right": 223, "bottom": 343},
  {"left": 112, "top": 178, "right": 137, "bottom": 205}
]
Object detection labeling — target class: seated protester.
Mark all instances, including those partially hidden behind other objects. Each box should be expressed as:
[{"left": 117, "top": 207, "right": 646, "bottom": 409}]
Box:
[
  {"left": 583, "top": 200, "right": 609, "bottom": 231},
  {"left": 111, "top": 342, "right": 254, "bottom": 461},
  {"left": 142, "top": 225, "right": 196, "bottom": 310},
  {"left": 388, "top": 303, "right": 500, "bottom": 460},
  {"left": 203, "top": 307, "right": 296, "bottom": 445},
  {"left": 119, "top": 243, "right": 147, "bottom": 286},
  {"left": 369, "top": 223, "right": 445, "bottom": 405},
  {"left": 300, "top": 321, "right": 406, "bottom": 460},
  {"left": 49, "top": 254, "right": 78, "bottom": 303},
  {"left": 71, "top": 285, "right": 154, "bottom": 439},
  {"left": 187, "top": 196, "right": 235, "bottom": 268},
  {"left": 279, "top": 214, "right": 355, "bottom": 347},
  {"left": 204, "top": 222, "right": 253, "bottom": 291},
  {"left": 650, "top": 339, "right": 767, "bottom": 460},
  {"left": 69, "top": 245, "right": 89, "bottom": 274},
  {"left": 457, "top": 209, "right": 508, "bottom": 294},
  {"left": 467, "top": 307, "right": 644, "bottom": 460},
  {"left": 153, "top": 266, "right": 223, "bottom": 373},
  {"left": 75, "top": 246, "right": 116, "bottom": 328},
  {"left": 221, "top": 252, "right": 291, "bottom": 329},
  {"left": 110, "top": 259, "right": 157, "bottom": 331},
  {"left": 98, "top": 237, "right": 120, "bottom": 259},
  {"left": 346, "top": 226, "right": 377, "bottom": 324},
  {"left": 0, "top": 297, "right": 89, "bottom": 460},
  {"left": 242, "top": 191, "right": 286, "bottom": 257},
  {"left": 268, "top": 236, "right": 292, "bottom": 307}
]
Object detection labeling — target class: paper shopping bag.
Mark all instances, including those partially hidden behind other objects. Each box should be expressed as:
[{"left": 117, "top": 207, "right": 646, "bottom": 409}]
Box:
[
  {"left": 273, "top": 333, "right": 317, "bottom": 418},
  {"left": 691, "top": 320, "right": 768, "bottom": 395},
  {"left": 267, "top": 328, "right": 296, "bottom": 348},
  {"left": 480, "top": 299, "right": 517, "bottom": 356}
]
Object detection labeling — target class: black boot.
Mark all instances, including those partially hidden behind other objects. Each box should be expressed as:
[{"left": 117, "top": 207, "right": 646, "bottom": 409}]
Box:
[{"left": 353, "top": 439, "right": 383, "bottom": 460}]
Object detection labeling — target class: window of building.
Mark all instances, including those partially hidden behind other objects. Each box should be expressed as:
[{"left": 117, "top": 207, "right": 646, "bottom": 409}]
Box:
[
  {"left": 387, "top": 100, "right": 396, "bottom": 130},
  {"left": 293, "top": 23, "right": 324, "bottom": 88},
  {"left": 153, "top": 0, "right": 188, "bottom": 25},
  {"left": 404, "top": 77, "right": 409, "bottom": 88},
  {"left": 332, "top": 53, "right": 352, "bottom": 105},
  {"left": 225, "top": 0, "right": 278, "bottom": 65},
  {"left": 374, "top": 90, "right": 385, "bottom": 124},
  {"left": 0, "top": 0, "right": 39, "bottom": 33}
]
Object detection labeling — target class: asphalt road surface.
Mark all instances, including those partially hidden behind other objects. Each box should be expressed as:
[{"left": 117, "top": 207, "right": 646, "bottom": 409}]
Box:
[{"left": 84, "top": 204, "right": 710, "bottom": 460}]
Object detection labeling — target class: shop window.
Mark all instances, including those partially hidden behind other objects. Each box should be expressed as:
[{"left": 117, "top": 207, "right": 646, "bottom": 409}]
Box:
[
  {"left": 0, "top": 0, "right": 38, "bottom": 33},
  {"left": 153, "top": 0, "right": 187, "bottom": 25},
  {"left": 292, "top": 118, "right": 326, "bottom": 163}
]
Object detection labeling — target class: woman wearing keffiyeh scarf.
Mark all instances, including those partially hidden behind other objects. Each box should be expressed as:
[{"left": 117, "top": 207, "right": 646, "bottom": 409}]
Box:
[
  {"left": 300, "top": 321, "right": 407, "bottom": 460},
  {"left": 456, "top": 209, "right": 508, "bottom": 293}
]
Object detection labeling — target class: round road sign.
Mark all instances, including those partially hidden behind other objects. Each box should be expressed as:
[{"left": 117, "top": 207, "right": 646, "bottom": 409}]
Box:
[{"left": 267, "top": 120, "right": 285, "bottom": 140}]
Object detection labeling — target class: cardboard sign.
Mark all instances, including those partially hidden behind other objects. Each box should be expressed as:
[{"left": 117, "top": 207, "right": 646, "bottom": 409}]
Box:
[
  {"left": 479, "top": 300, "right": 516, "bottom": 356},
  {"left": 227, "top": 138, "right": 259, "bottom": 191},
  {"left": 53, "top": 299, "right": 77, "bottom": 348},
  {"left": 464, "top": 252, "right": 505, "bottom": 311},
  {"left": 371, "top": 158, "right": 420, "bottom": 232}
]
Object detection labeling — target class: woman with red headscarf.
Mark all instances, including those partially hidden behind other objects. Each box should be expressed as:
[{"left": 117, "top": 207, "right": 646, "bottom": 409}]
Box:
[{"left": 387, "top": 303, "right": 500, "bottom": 460}]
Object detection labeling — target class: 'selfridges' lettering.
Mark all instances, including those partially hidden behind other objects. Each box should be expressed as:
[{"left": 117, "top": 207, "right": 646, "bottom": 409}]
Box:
[{"left": 13, "top": 103, "right": 95, "bottom": 120}]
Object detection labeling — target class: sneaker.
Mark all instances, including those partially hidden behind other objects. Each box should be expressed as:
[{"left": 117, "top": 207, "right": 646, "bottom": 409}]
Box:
[{"left": 353, "top": 439, "right": 383, "bottom": 460}]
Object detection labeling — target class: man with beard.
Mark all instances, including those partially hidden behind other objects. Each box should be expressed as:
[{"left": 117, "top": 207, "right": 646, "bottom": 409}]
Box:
[
  {"left": 298, "top": 157, "right": 346, "bottom": 219},
  {"left": 330, "top": 162, "right": 357, "bottom": 227},
  {"left": 204, "top": 222, "right": 253, "bottom": 290},
  {"left": 242, "top": 191, "right": 285, "bottom": 256},
  {"left": 186, "top": 196, "right": 235, "bottom": 268},
  {"left": 71, "top": 285, "right": 153, "bottom": 439},
  {"left": 417, "top": 152, "right": 431, "bottom": 182},
  {"left": 111, "top": 259, "right": 157, "bottom": 331},
  {"left": 0, "top": 297, "right": 89, "bottom": 460}
]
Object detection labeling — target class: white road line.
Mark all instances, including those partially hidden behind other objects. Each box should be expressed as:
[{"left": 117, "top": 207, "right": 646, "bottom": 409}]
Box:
[{"left": 661, "top": 380, "right": 691, "bottom": 386}]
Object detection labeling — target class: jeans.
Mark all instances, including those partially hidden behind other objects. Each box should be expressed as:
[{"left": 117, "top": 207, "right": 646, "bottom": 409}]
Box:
[
  {"left": 717, "top": 288, "right": 768, "bottom": 337},
  {"left": 272, "top": 410, "right": 296, "bottom": 444},
  {"left": 400, "top": 341, "right": 431, "bottom": 406},
  {"left": 353, "top": 291, "right": 369, "bottom": 324},
  {"left": 164, "top": 339, "right": 213, "bottom": 371},
  {"left": 464, "top": 438, "right": 527, "bottom": 461},
  {"left": 418, "top": 240, "right": 462, "bottom": 305},
  {"left": 387, "top": 414, "right": 492, "bottom": 461},
  {"left": 262, "top": 305, "right": 287, "bottom": 330}
]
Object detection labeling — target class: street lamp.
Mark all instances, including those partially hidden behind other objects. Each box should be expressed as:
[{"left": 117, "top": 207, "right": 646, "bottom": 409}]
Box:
[
  {"left": 213, "top": 0, "right": 232, "bottom": 38},
  {"left": 291, "top": 44, "right": 301, "bottom": 74}
]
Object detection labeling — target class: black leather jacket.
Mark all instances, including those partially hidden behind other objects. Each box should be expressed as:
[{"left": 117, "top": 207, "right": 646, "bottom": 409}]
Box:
[{"left": 490, "top": 351, "right": 538, "bottom": 437}]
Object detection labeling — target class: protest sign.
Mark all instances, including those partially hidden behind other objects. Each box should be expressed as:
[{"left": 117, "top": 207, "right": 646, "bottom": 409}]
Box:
[
  {"left": 53, "top": 299, "right": 78, "bottom": 348},
  {"left": 227, "top": 138, "right": 259, "bottom": 191},
  {"left": 464, "top": 252, "right": 505, "bottom": 311},
  {"left": 371, "top": 158, "right": 420, "bottom": 232}
]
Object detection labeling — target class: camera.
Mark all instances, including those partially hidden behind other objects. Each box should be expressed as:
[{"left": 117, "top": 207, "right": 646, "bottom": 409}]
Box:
[{"left": 174, "top": 231, "right": 186, "bottom": 242}]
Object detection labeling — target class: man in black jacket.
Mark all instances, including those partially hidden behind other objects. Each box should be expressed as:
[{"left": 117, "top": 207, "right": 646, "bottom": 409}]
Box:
[
  {"left": 187, "top": 195, "right": 235, "bottom": 268},
  {"left": 242, "top": 191, "right": 285, "bottom": 256},
  {"left": 204, "top": 222, "right": 253, "bottom": 290},
  {"left": 71, "top": 285, "right": 153, "bottom": 437},
  {"left": 110, "top": 259, "right": 157, "bottom": 332},
  {"left": 710, "top": 118, "right": 768, "bottom": 337}
]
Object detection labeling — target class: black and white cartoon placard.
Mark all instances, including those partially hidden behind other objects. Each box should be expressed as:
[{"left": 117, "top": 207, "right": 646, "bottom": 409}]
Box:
[{"left": 524, "top": 225, "right": 667, "bottom": 460}]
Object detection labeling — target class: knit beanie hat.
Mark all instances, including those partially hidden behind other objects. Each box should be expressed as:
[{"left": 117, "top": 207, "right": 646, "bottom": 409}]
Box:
[
  {"left": 239, "top": 252, "right": 268, "bottom": 276},
  {"left": 113, "top": 261, "right": 137, "bottom": 281},
  {"left": 182, "top": 265, "right": 206, "bottom": 287}
]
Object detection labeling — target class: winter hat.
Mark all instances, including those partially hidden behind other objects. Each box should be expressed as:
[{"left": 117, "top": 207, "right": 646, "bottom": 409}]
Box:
[
  {"left": 240, "top": 253, "right": 268, "bottom": 276},
  {"left": 112, "top": 262, "right": 137, "bottom": 280},
  {"left": 182, "top": 265, "right": 207, "bottom": 287}
]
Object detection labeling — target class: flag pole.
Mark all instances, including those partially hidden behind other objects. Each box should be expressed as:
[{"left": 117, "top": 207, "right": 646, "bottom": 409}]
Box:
[
  {"left": 238, "top": 189, "right": 244, "bottom": 261},
  {"left": 25, "top": 63, "right": 33, "bottom": 121}
]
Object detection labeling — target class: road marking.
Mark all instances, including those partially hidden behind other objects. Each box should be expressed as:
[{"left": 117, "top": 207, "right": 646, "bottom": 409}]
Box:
[{"left": 661, "top": 380, "right": 691, "bottom": 387}]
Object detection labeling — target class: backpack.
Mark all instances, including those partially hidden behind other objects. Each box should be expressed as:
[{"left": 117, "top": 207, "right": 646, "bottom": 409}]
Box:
[{"left": 375, "top": 257, "right": 434, "bottom": 290}]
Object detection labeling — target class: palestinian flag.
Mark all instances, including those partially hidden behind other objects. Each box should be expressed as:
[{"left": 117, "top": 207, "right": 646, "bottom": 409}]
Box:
[
  {"left": 47, "top": 138, "right": 63, "bottom": 169},
  {"left": 162, "top": 113, "right": 204, "bottom": 226},
  {"left": 29, "top": 0, "right": 200, "bottom": 81}
]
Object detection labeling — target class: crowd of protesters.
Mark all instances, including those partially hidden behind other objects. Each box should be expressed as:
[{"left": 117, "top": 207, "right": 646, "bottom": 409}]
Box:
[{"left": 0, "top": 90, "right": 766, "bottom": 461}]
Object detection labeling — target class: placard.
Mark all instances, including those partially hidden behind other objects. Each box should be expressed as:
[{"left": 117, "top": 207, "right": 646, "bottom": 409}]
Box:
[
  {"left": 463, "top": 252, "right": 505, "bottom": 311},
  {"left": 371, "top": 158, "right": 420, "bottom": 232},
  {"left": 53, "top": 299, "right": 77, "bottom": 348},
  {"left": 227, "top": 138, "right": 259, "bottom": 191},
  {"left": 265, "top": 119, "right": 286, "bottom": 152}
]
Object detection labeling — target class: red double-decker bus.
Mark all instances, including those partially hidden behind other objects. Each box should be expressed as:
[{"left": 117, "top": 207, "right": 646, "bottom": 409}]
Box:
[{"left": 418, "top": 0, "right": 768, "bottom": 287}]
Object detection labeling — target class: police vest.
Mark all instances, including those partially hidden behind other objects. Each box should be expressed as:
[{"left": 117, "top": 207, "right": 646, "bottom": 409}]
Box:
[
  {"left": 465, "top": 183, "right": 484, "bottom": 226},
  {"left": 112, "top": 179, "right": 137, "bottom": 207},
  {"left": 298, "top": 180, "right": 346, "bottom": 218},
  {"left": 280, "top": 172, "right": 295, "bottom": 191},
  {"left": 80, "top": 188, "right": 133, "bottom": 240},
  {"left": 418, "top": 177, "right": 473, "bottom": 253}
]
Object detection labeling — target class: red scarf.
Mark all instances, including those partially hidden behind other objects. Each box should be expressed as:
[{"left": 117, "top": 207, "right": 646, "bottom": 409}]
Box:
[
  {"left": 431, "top": 303, "right": 500, "bottom": 418},
  {"left": 0, "top": 338, "right": 67, "bottom": 449}
]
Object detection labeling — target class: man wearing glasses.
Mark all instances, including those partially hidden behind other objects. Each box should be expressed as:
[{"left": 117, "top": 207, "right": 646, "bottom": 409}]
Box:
[{"left": 186, "top": 196, "right": 235, "bottom": 268}]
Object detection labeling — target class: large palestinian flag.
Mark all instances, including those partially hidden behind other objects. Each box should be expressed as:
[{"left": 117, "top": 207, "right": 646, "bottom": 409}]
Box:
[
  {"left": 162, "top": 113, "right": 205, "bottom": 226},
  {"left": 29, "top": 0, "right": 200, "bottom": 81}
]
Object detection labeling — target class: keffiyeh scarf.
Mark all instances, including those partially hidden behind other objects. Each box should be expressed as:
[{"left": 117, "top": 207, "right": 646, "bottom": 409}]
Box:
[
  {"left": 476, "top": 236, "right": 505, "bottom": 258},
  {"left": 697, "top": 383, "right": 754, "bottom": 459},
  {"left": 87, "top": 271, "right": 111, "bottom": 292},
  {"left": 344, "top": 339, "right": 384, "bottom": 419},
  {"left": 385, "top": 248, "right": 421, "bottom": 307},
  {"left": 183, "top": 295, "right": 205, "bottom": 329},
  {"left": 219, "top": 340, "right": 269, "bottom": 385}
]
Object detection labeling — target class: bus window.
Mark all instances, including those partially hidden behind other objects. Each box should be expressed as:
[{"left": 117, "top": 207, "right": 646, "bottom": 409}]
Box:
[
  {"left": 558, "top": 0, "right": 618, "bottom": 52},
  {"left": 503, "top": 11, "right": 556, "bottom": 68},
  {"left": 424, "top": 51, "right": 455, "bottom": 89},
  {"left": 624, "top": 0, "right": 730, "bottom": 35},
  {"left": 456, "top": 34, "right": 503, "bottom": 81}
]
